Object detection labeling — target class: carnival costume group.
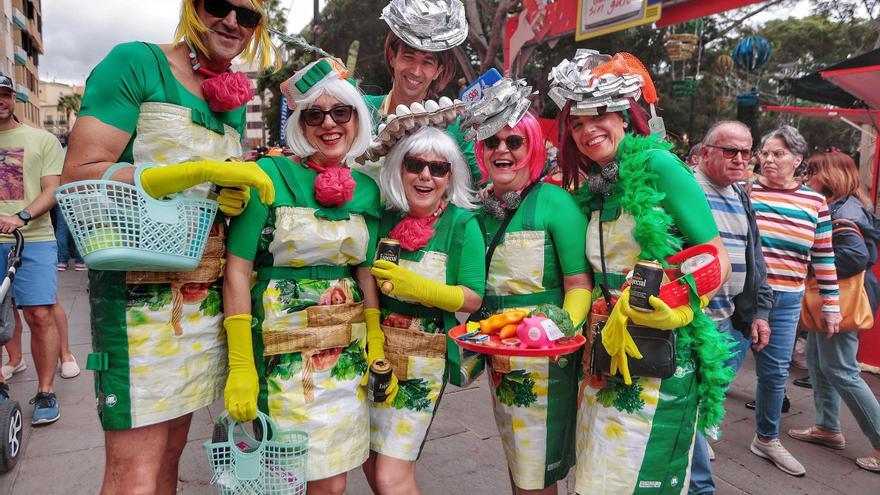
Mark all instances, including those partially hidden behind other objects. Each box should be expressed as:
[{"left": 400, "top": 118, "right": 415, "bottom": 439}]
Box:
[{"left": 65, "top": 0, "right": 738, "bottom": 493}]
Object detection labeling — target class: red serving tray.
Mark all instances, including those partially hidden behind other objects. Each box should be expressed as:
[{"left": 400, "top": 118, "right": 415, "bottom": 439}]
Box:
[{"left": 448, "top": 324, "right": 586, "bottom": 357}]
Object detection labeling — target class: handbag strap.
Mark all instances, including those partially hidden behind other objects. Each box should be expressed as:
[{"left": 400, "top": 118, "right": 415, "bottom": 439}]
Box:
[
  {"left": 832, "top": 218, "right": 864, "bottom": 239},
  {"left": 485, "top": 181, "right": 539, "bottom": 271}
]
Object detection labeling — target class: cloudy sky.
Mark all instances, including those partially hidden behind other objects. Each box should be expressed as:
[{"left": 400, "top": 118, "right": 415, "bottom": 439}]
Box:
[
  {"left": 40, "top": 0, "right": 327, "bottom": 84},
  {"left": 40, "top": 0, "right": 811, "bottom": 85}
]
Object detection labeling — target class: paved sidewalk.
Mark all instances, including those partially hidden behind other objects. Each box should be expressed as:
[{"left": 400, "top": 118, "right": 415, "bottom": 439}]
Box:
[{"left": 0, "top": 270, "right": 878, "bottom": 494}]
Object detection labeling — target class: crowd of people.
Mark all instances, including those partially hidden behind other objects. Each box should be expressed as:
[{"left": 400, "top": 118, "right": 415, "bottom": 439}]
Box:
[{"left": 0, "top": 0, "right": 876, "bottom": 494}]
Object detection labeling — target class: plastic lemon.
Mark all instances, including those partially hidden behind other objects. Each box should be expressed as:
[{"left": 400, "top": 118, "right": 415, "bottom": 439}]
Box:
[{"left": 83, "top": 228, "right": 123, "bottom": 252}]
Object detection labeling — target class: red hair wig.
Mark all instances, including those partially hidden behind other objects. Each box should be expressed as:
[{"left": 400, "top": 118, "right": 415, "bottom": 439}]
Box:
[
  {"left": 474, "top": 112, "right": 547, "bottom": 185},
  {"left": 559, "top": 98, "right": 651, "bottom": 190}
]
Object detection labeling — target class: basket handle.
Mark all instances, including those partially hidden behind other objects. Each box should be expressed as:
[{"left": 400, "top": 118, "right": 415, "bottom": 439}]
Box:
[
  {"left": 101, "top": 162, "right": 136, "bottom": 181},
  {"left": 224, "top": 411, "right": 273, "bottom": 481},
  {"left": 132, "top": 164, "right": 186, "bottom": 225}
]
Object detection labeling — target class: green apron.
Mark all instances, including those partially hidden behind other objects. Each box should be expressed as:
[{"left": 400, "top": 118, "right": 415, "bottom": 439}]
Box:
[
  {"left": 479, "top": 183, "right": 579, "bottom": 490},
  {"left": 88, "top": 43, "right": 242, "bottom": 431},
  {"left": 576, "top": 203, "right": 698, "bottom": 495},
  {"left": 252, "top": 157, "right": 379, "bottom": 481},
  {"left": 369, "top": 206, "right": 475, "bottom": 461}
]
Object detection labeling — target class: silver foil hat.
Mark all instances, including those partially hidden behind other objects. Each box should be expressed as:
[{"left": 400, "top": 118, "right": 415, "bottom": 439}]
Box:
[
  {"left": 381, "top": 0, "right": 468, "bottom": 52},
  {"left": 358, "top": 97, "right": 466, "bottom": 162},
  {"left": 459, "top": 78, "right": 534, "bottom": 141},
  {"left": 548, "top": 49, "right": 644, "bottom": 116}
]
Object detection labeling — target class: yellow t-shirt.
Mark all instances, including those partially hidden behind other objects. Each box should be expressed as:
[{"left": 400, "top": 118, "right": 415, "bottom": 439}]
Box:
[{"left": 0, "top": 124, "right": 63, "bottom": 242}]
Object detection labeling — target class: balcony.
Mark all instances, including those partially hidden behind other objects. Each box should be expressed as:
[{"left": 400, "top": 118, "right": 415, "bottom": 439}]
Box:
[
  {"left": 27, "top": 19, "right": 43, "bottom": 53},
  {"left": 14, "top": 47, "right": 27, "bottom": 65},
  {"left": 15, "top": 83, "right": 28, "bottom": 103},
  {"left": 12, "top": 9, "right": 26, "bottom": 30}
]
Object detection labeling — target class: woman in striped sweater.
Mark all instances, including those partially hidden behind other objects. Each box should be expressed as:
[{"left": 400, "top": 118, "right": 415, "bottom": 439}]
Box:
[{"left": 748, "top": 125, "right": 841, "bottom": 477}]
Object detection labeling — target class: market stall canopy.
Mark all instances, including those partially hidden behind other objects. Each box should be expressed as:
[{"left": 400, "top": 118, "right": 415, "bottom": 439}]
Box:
[
  {"left": 779, "top": 49, "right": 880, "bottom": 108},
  {"left": 761, "top": 105, "right": 880, "bottom": 127}
]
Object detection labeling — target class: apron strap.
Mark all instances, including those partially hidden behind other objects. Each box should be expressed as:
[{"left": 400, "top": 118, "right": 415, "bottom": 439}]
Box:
[{"left": 143, "top": 43, "right": 183, "bottom": 107}]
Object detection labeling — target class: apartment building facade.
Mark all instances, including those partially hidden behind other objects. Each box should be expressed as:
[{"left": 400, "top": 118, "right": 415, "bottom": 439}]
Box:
[{"left": 0, "top": 0, "right": 42, "bottom": 126}]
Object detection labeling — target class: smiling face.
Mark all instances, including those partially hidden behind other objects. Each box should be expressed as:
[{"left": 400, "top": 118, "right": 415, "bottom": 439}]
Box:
[
  {"left": 195, "top": 0, "right": 258, "bottom": 64},
  {"left": 482, "top": 126, "right": 531, "bottom": 195},
  {"left": 402, "top": 151, "right": 451, "bottom": 217},
  {"left": 759, "top": 137, "right": 801, "bottom": 188},
  {"left": 301, "top": 93, "right": 359, "bottom": 166},
  {"left": 0, "top": 89, "right": 15, "bottom": 125},
  {"left": 389, "top": 45, "right": 443, "bottom": 105},
  {"left": 569, "top": 112, "right": 627, "bottom": 167}
]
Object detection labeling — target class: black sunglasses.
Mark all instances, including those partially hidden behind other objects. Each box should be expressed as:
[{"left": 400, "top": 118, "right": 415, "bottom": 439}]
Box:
[
  {"left": 203, "top": 0, "right": 262, "bottom": 28},
  {"left": 403, "top": 156, "right": 451, "bottom": 178},
  {"left": 704, "top": 144, "right": 752, "bottom": 160},
  {"left": 484, "top": 134, "right": 525, "bottom": 151},
  {"left": 300, "top": 105, "right": 355, "bottom": 126}
]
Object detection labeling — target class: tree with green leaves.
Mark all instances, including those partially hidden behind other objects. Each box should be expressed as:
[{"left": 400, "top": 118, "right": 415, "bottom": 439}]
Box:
[{"left": 56, "top": 93, "right": 82, "bottom": 132}]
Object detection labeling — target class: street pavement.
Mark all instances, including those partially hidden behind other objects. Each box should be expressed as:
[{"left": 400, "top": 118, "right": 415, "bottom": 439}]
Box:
[{"left": 0, "top": 270, "right": 878, "bottom": 494}]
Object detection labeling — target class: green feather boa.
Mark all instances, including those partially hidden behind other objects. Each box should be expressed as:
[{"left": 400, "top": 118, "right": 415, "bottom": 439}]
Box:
[{"left": 577, "top": 133, "right": 735, "bottom": 434}]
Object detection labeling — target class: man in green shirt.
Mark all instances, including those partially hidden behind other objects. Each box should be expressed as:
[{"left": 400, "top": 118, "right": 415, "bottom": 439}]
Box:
[
  {"left": 0, "top": 74, "right": 64, "bottom": 427},
  {"left": 364, "top": 0, "right": 480, "bottom": 182}
]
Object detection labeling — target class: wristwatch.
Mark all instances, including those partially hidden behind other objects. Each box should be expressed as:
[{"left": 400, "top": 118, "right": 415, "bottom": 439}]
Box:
[{"left": 16, "top": 210, "right": 31, "bottom": 225}]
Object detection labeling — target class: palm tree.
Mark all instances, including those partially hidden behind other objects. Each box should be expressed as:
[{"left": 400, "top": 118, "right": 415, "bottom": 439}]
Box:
[{"left": 56, "top": 93, "right": 82, "bottom": 131}]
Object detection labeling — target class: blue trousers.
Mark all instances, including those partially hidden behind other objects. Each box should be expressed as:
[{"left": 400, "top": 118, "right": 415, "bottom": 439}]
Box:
[{"left": 53, "top": 204, "right": 82, "bottom": 264}]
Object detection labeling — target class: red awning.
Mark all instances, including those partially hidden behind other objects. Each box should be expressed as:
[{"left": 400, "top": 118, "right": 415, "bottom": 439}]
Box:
[
  {"left": 821, "top": 65, "right": 880, "bottom": 109},
  {"left": 656, "top": 0, "right": 764, "bottom": 27}
]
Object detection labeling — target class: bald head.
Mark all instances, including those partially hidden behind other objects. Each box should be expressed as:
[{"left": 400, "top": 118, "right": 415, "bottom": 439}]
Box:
[{"left": 700, "top": 121, "right": 753, "bottom": 186}]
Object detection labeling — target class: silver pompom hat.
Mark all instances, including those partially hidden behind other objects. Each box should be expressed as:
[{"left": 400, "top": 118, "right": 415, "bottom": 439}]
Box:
[
  {"left": 380, "top": 0, "right": 468, "bottom": 52},
  {"left": 358, "top": 97, "right": 466, "bottom": 162},
  {"left": 459, "top": 77, "right": 534, "bottom": 141}
]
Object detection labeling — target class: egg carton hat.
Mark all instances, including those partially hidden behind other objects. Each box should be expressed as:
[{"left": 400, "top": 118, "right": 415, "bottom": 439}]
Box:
[
  {"left": 459, "top": 77, "right": 534, "bottom": 141},
  {"left": 381, "top": 0, "right": 468, "bottom": 52},
  {"left": 359, "top": 97, "right": 466, "bottom": 162},
  {"left": 548, "top": 49, "right": 659, "bottom": 116},
  {"left": 279, "top": 57, "right": 355, "bottom": 109}
]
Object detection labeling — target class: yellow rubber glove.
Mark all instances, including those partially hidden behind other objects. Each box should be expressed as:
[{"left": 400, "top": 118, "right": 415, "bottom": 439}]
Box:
[
  {"left": 361, "top": 308, "right": 398, "bottom": 403},
  {"left": 139, "top": 161, "right": 275, "bottom": 206},
  {"left": 619, "top": 293, "right": 696, "bottom": 330},
  {"left": 562, "top": 288, "right": 592, "bottom": 329},
  {"left": 371, "top": 259, "right": 464, "bottom": 312},
  {"left": 224, "top": 314, "right": 258, "bottom": 421},
  {"left": 601, "top": 289, "right": 643, "bottom": 385},
  {"left": 216, "top": 185, "right": 250, "bottom": 217}
]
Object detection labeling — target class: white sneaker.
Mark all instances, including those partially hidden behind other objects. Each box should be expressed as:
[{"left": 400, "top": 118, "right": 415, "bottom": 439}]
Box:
[
  {"left": 1, "top": 361, "right": 26, "bottom": 381},
  {"left": 60, "top": 357, "right": 80, "bottom": 379},
  {"left": 708, "top": 442, "right": 716, "bottom": 461},
  {"left": 750, "top": 435, "right": 806, "bottom": 476}
]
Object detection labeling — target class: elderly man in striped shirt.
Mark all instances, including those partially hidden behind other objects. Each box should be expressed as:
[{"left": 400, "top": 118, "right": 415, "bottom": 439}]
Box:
[{"left": 689, "top": 121, "right": 774, "bottom": 495}]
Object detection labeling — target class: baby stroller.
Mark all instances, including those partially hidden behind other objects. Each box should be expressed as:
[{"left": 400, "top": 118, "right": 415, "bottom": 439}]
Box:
[{"left": 0, "top": 229, "right": 24, "bottom": 472}]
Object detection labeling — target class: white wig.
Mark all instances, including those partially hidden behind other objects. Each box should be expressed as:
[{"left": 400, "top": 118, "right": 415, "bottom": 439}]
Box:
[
  {"left": 284, "top": 77, "right": 374, "bottom": 161},
  {"left": 379, "top": 126, "right": 478, "bottom": 213}
]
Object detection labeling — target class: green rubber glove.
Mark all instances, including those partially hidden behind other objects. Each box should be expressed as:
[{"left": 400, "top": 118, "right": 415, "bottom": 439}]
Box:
[
  {"left": 216, "top": 185, "right": 250, "bottom": 217},
  {"left": 361, "top": 308, "right": 398, "bottom": 403},
  {"left": 601, "top": 289, "right": 643, "bottom": 385},
  {"left": 371, "top": 259, "right": 464, "bottom": 312},
  {"left": 619, "top": 291, "right": 696, "bottom": 330},
  {"left": 224, "top": 315, "right": 258, "bottom": 421},
  {"left": 562, "top": 288, "right": 592, "bottom": 329},
  {"left": 139, "top": 161, "right": 275, "bottom": 208}
]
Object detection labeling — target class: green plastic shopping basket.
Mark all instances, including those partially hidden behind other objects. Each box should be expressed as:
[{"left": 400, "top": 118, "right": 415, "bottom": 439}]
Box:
[
  {"left": 203, "top": 411, "right": 308, "bottom": 495},
  {"left": 53, "top": 162, "right": 218, "bottom": 272}
]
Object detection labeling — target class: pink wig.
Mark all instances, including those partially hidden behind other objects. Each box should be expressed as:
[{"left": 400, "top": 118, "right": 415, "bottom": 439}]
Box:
[
  {"left": 559, "top": 98, "right": 650, "bottom": 190},
  {"left": 474, "top": 112, "right": 547, "bottom": 185}
]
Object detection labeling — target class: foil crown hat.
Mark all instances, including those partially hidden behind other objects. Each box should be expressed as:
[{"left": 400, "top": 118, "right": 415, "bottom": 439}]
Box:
[
  {"left": 459, "top": 78, "right": 534, "bottom": 141},
  {"left": 381, "top": 0, "right": 468, "bottom": 52},
  {"left": 548, "top": 49, "right": 657, "bottom": 116}
]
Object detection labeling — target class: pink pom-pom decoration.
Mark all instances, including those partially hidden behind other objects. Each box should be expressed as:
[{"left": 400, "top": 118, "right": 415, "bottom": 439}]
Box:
[
  {"left": 313, "top": 167, "right": 356, "bottom": 207},
  {"left": 202, "top": 71, "right": 255, "bottom": 113},
  {"left": 389, "top": 215, "right": 438, "bottom": 251}
]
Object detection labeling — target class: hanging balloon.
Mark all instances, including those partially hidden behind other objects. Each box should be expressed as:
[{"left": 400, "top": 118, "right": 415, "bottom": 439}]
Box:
[
  {"left": 713, "top": 55, "right": 734, "bottom": 75},
  {"left": 664, "top": 33, "right": 699, "bottom": 62},
  {"left": 733, "top": 35, "right": 771, "bottom": 72}
]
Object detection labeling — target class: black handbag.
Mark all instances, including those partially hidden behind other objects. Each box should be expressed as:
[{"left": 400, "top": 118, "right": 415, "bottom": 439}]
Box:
[
  {"left": 588, "top": 199, "right": 678, "bottom": 380},
  {"left": 590, "top": 321, "right": 677, "bottom": 380}
]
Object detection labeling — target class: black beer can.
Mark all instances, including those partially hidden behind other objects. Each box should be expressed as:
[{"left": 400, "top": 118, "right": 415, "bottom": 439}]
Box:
[
  {"left": 367, "top": 359, "right": 392, "bottom": 402},
  {"left": 376, "top": 238, "right": 401, "bottom": 264},
  {"left": 630, "top": 260, "right": 663, "bottom": 312}
]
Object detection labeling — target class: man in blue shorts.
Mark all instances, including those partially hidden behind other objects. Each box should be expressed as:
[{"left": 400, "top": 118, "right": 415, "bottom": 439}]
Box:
[{"left": 0, "top": 74, "right": 64, "bottom": 426}]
